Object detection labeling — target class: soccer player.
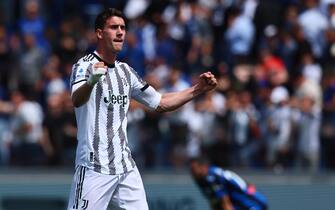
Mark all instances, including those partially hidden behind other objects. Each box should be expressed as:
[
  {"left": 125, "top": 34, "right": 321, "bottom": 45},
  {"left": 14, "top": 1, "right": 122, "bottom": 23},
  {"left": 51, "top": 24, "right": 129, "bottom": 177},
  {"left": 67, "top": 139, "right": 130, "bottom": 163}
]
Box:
[
  {"left": 67, "top": 8, "right": 217, "bottom": 210},
  {"left": 190, "top": 158, "right": 268, "bottom": 210}
]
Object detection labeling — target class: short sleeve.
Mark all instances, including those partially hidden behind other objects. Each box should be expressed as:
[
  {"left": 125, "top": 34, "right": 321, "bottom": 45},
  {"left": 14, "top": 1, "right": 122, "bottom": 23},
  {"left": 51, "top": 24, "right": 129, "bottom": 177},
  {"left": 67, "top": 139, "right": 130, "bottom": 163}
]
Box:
[
  {"left": 70, "top": 60, "right": 92, "bottom": 94},
  {"left": 125, "top": 64, "right": 161, "bottom": 109},
  {"left": 208, "top": 167, "right": 228, "bottom": 198},
  {"left": 133, "top": 85, "right": 161, "bottom": 110}
]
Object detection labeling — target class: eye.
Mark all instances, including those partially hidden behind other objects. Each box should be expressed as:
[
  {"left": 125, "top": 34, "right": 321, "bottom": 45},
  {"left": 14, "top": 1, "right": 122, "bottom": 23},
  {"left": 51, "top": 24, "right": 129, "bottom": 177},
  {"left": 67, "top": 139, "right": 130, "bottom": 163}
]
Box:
[
  {"left": 111, "top": 25, "right": 119, "bottom": 30},
  {"left": 110, "top": 25, "right": 125, "bottom": 30}
]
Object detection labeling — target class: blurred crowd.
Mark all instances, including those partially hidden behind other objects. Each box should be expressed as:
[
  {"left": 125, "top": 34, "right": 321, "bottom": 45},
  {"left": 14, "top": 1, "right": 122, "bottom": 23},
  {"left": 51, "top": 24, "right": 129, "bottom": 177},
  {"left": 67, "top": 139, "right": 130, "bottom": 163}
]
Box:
[{"left": 1, "top": 0, "right": 335, "bottom": 172}]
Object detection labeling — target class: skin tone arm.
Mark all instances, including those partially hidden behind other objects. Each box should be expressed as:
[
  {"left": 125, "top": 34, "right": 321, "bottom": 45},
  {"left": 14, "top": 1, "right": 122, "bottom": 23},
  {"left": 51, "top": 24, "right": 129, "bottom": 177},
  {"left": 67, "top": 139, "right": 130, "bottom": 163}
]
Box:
[
  {"left": 221, "top": 195, "right": 234, "bottom": 210},
  {"left": 72, "top": 70, "right": 217, "bottom": 109},
  {"left": 72, "top": 83, "right": 94, "bottom": 107},
  {"left": 156, "top": 72, "right": 217, "bottom": 113}
]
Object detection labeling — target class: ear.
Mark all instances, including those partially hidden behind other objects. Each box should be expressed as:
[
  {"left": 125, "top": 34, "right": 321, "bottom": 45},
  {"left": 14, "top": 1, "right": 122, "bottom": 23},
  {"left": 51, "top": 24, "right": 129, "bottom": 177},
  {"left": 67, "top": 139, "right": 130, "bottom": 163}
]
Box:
[{"left": 96, "top": 29, "right": 103, "bottom": 40}]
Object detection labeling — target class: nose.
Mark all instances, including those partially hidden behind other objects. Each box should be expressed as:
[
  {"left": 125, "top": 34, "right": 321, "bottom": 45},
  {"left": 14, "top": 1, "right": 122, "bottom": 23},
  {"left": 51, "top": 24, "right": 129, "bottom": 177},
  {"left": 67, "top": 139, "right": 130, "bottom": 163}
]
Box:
[
  {"left": 117, "top": 31, "right": 123, "bottom": 38},
  {"left": 117, "top": 27, "right": 124, "bottom": 35},
  {"left": 117, "top": 25, "right": 125, "bottom": 32}
]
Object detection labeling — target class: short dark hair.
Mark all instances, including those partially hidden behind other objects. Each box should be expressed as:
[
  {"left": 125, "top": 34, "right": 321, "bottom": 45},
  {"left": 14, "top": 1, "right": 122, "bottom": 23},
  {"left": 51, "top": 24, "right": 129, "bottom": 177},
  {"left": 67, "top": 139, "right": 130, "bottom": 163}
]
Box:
[
  {"left": 189, "top": 156, "right": 210, "bottom": 166},
  {"left": 94, "top": 8, "right": 126, "bottom": 31}
]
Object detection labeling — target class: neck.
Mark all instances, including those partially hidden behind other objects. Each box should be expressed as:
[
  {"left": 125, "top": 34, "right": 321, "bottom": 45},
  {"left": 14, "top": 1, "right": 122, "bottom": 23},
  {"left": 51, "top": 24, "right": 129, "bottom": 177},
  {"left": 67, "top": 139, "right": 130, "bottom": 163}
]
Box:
[
  {"left": 95, "top": 46, "right": 117, "bottom": 64},
  {"left": 201, "top": 165, "right": 209, "bottom": 176}
]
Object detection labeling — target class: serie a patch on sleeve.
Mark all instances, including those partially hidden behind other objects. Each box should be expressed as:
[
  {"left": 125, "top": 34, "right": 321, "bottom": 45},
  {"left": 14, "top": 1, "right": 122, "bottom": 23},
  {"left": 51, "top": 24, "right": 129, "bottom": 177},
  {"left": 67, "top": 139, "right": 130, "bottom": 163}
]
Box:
[{"left": 76, "top": 68, "right": 86, "bottom": 79}]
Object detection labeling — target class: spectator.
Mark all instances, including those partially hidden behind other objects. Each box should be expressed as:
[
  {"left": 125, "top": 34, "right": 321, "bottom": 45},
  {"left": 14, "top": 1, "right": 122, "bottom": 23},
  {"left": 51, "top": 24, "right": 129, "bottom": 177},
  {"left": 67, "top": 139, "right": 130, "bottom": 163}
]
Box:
[
  {"left": 295, "top": 73, "right": 322, "bottom": 111},
  {"left": 293, "top": 94, "right": 321, "bottom": 172},
  {"left": 9, "top": 89, "right": 50, "bottom": 165},
  {"left": 19, "top": 0, "right": 50, "bottom": 54},
  {"left": 298, "top": 0, "right": 328, "bottom": 58},
  {"left": 159, "top": 64, "right": 191, "bottom": 167},
  {"left": 59, "top": 92, "right": 77, "bottom": 166},
  {"left": 42, "top": 54, "right": 67, "bottom": 97},
  {"left": 18, "top": 33, "right": 44, "bottom": 93},
  {"left": 42, "top": 93, "right": 64, "bottom": 165},
  {"left": 300, "top": 52, "right": 322, "bottom": 84},
  {"left": 183, "top": 93, "right": 217, "bottom": 160},
  {"left": 258, "top": 48, "right": 289, "bottom": 87},
  {"left": 224, "top": 6, "right": 255, "bottom": 67},
  {"left": 226, "top": 90, "right": 260, "bottom": 167},
  {"left": 265, "top": 86, "right": 293, "bottom": 169}
]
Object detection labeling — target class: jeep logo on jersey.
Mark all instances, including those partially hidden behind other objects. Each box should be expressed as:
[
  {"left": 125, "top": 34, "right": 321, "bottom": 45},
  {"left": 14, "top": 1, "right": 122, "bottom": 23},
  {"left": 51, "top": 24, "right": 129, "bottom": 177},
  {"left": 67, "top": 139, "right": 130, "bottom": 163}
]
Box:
[{"left": 104, "top": 90, "right": 128, "bottom": 107}]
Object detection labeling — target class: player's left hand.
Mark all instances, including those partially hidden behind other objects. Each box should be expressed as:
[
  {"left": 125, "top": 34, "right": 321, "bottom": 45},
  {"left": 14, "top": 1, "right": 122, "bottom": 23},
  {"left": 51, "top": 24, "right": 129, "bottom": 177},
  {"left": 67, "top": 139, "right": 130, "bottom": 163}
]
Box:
[{"left": 198, "top": 71, "right": 217, "bottom": 92}]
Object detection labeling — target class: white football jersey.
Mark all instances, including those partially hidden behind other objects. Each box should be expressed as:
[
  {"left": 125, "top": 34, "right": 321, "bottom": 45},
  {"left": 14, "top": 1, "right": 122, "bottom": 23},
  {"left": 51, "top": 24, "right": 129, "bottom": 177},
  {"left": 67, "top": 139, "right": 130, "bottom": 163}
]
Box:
[{"left": 70, "top": 51, "right": 161, "bottom": 175}]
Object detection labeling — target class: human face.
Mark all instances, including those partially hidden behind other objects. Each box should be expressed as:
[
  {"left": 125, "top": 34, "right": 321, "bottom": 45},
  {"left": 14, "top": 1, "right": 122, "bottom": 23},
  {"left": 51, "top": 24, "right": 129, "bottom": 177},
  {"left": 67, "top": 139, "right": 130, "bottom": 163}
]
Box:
[
  {"left": 190, "top": 161, "right": 208, "bottom": 179},
  {"left": 97, "top": 16, "right": 126, "bottom": 53}
]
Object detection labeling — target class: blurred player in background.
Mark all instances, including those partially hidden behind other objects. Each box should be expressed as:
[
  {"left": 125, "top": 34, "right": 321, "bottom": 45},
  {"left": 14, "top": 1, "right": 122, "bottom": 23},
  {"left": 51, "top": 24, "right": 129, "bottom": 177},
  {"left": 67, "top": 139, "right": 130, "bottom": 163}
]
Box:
[
  {"left": 190, "top": 157, "right": 268, "bottom": 210},
  {"left": 68, "top": 8, "right": 217, "bottom": 210}
]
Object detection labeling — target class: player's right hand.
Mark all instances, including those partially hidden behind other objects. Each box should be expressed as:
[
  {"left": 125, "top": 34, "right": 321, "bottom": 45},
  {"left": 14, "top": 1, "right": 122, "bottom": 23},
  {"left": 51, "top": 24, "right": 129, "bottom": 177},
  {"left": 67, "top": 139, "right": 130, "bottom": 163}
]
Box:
[{"left": 87, "top": 62, "right": 107, "bottom": 86}]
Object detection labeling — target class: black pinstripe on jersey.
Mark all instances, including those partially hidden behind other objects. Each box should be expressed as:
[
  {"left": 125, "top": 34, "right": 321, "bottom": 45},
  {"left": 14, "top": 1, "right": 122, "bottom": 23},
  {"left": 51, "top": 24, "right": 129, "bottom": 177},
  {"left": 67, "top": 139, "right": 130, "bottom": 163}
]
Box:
[
  {"left": 119, "top": 64, "right": 136, "bottom": 168},
  {"left": 115, "top": 66, "right": 128, "bottom": 173},
  {"left": 93, "top": 81, "right": 103, "bottom": 173},
  {"left": 105, "top": 71, "right": 117, "bottom": 174}
]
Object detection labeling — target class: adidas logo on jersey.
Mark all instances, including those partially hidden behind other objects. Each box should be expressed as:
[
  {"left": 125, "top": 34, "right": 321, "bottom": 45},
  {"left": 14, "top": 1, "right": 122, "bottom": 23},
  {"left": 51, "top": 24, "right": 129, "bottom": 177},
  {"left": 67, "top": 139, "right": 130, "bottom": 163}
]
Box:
[{"left": 104, "top": 90, "right": 128, "bottom": 108}]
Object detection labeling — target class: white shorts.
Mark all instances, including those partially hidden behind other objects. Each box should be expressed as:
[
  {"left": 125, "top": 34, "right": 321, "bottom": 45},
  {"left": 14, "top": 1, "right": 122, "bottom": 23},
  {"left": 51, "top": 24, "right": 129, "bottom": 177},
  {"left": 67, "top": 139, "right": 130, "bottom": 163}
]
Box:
[{"left": 67, "top": 166, "right": 149, "bottom": 210}]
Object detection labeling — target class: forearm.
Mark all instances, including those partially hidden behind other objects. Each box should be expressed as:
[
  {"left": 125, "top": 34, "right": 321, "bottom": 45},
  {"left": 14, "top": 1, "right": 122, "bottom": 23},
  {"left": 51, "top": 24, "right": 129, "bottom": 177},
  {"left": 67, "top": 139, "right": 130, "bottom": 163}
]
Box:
[
  {"left": 221, "top": 196, "right": 234, "bottom": 210},
  {"left": 72, "top": 83, "right": 94, "bottom": 107},
  {"left": 156, "top": 84, "right": 204, "bottom": 113}
]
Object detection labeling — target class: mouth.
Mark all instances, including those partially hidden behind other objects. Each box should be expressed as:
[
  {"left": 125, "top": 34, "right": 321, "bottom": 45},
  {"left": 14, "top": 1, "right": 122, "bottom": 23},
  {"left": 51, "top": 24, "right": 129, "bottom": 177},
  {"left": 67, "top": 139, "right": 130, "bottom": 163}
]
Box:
[{"left": 113, "top": 39, "right": 123, "bottom": 43}]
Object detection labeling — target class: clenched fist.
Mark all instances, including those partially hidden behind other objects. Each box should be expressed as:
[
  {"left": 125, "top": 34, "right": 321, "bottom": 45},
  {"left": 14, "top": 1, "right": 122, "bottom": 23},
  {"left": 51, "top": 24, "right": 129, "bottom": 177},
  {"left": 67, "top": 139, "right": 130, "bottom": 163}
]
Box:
[
  {"left": 87, "top": 62, "right": 107, "bottom": 86},
  {"left": 197, "top": 71, "right": 217, "bottom": 92}
]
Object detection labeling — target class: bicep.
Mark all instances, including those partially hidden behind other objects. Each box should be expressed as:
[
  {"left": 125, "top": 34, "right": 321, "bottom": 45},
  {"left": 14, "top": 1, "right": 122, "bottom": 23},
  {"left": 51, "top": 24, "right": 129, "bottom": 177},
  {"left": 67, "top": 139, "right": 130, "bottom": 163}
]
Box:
[
  {"left": 128, "top": 65, "right": 161, "bottom": 110},
  {"left": 133, "top": 85, "right": 161, "bottom": 110},
  {"left": 71, "top": 81, "right": 86, "bottom": 96}
]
